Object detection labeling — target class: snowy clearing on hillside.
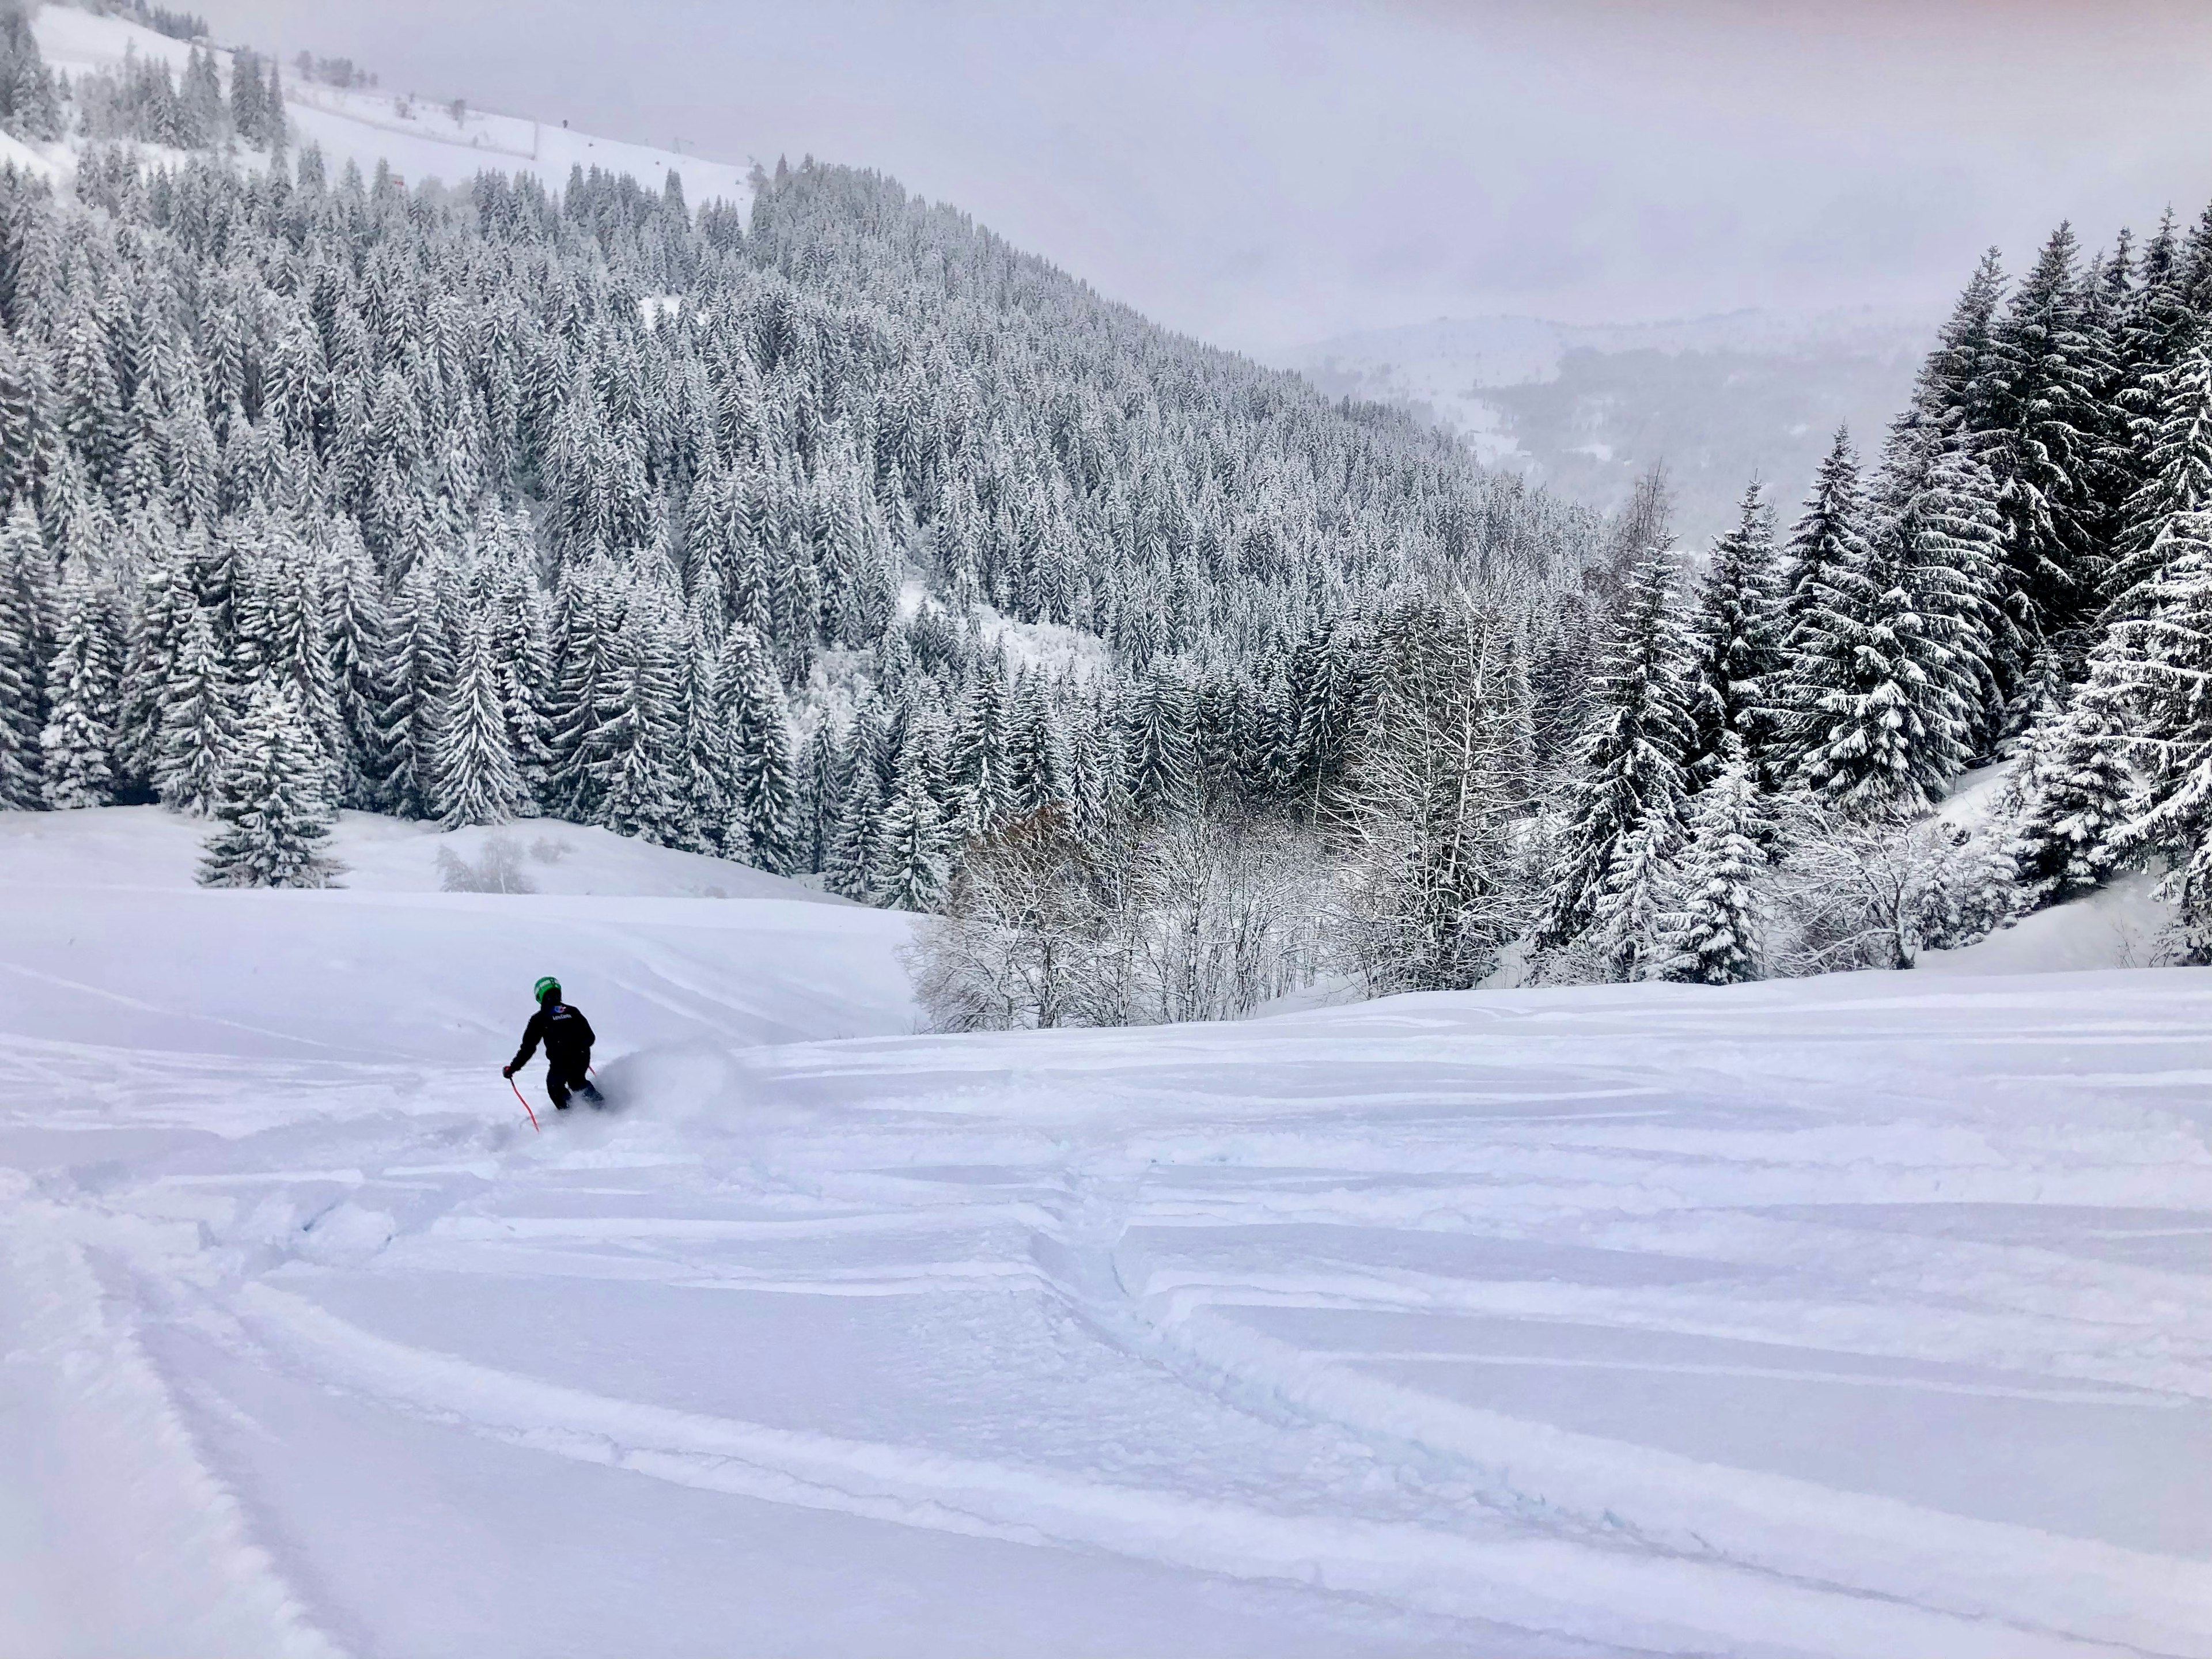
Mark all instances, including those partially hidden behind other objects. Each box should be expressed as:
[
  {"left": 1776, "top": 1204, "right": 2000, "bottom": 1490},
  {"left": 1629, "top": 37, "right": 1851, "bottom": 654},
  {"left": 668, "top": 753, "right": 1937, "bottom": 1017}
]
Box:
[
  {"left": 28, "top": 5, "right": 755, "bottom": 207},
  {"left": 4, "top": 806, "right": 2209, "bottom": 1657}
]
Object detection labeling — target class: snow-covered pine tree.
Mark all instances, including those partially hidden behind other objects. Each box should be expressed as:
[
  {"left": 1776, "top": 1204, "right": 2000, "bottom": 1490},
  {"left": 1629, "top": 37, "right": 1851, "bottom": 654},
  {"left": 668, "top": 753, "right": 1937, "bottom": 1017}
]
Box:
[
  {"left": 1768, "top": 429, "right": 1872, "bottom": 783},
  {"left": 1529, "top": 590, "right": 1600, "bottom": 779},
  {"left": 1007, "top": 672, "right": 1071, "bottom": 818},
  {"left": 373, "top": 559, "right": 452, "bottom": 819},
  {"left": 2101, "top": 215, "right": 2198, "bottom": 589},
  {"left": 1880, "top": 249, "right": 2006, "bottom": 494},
  {"left": 0, "top": 495, "right": 48, "bottom": 806},
  {"left": 1658, "top": 738, "right": 1773, "bottom": 985},
  {"left": 1588, "top": 815, "right": 1679, "bottom": 983},
  {"left": 198, "top": 679, "right": 340, "bottom": 888},
  {"left": 1068, "top": 690, "right": 1131, "bottom": 844},
  {"left": 1790, "top": 511, "right": 1960, "bottom": 817},
  {"left": 1286, "top": 618, "right": 1360, "bottom": 810},
  {"left": 672, "top": 608, "right": 730, "bottom": 856},
  {"left": 2013, "top": 338, "right": 2212, "bottom": 906},
  {"left": 2111, "top": 343, "right": 2212, "bottom": 599},
  {"left": 153, "top": 602, "right": 232, "bottom": 813},
  {"left": 1684, "top": 482, "right": 1783, "bottom": 787},
  {"left": 2009, "top": 673, "right": 2131, "bottom": 905},
  {"left": 1124, "top": 662, "right": 1195, "bottom": 820},
  {"left": 2085, "top": 508, "right": 2212, "bottom": 950},
  {"left": 544, "top": 560, "right": 619, "bottom": 820},
  {"left": 56, "top": 301, "right": 126, "bottom": 490},
  {"left": 487, "top": 562, "right": 556, "bottom": 809},
  {"left": 115, "top": 532, "right": 189, "bottom": 794},
  {"left": 257, "top": 537, "right": 344, "bottom": 767},
  {"left": 323, "top": 524, "right": 389, "bottom": 809},
  {"left": 871, "top": 748, "right": 953, "bottom": 911},
  {"left": 39, "top": 565, "right": 122, "bottom": 809},
  {"left": 1973, "top": 224, "right": 2108, "bottom": 686},
  {"left": 794, "top": 719, "right": 844, "bottom": 874},
  {"left": 717, "top": 620, "right": 797, "bottom": 869},
  {"left": 430, "top": 609, "right": 530, "bottom": 827},
  {"left": 1537, "top": 547, "right": 1695, "bottom": 956},
  {"left": 949, "top": 664, "right": 1016, "bottom": 841},
  {"left": 0, "top": 328, "right": 47, "bottom": 506},
  {"left": 1896, "top": 443, "right": 2008, "bottom": 765},
  {"left": 0, "top": 2, "right": 65, "bottom": 142},
  {"left": 823, "top": 755, "right": 885, "bottom": 900},
  {"left": 591, "top": 593, "right": 690, "bottom": 847}
]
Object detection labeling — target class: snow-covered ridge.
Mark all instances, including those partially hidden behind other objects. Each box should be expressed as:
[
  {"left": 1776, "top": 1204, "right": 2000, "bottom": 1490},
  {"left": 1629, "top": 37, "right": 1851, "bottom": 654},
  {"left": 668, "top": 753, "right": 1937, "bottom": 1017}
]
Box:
[{"left": 28, "top": 3, "right": 756, "bottom": 207}]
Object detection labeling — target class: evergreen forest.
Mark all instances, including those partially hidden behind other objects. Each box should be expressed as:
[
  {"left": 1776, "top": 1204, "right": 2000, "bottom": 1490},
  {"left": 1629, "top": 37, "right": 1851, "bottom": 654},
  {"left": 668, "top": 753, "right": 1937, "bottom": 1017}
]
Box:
[{"left": 7, "top": 8, "right": 2212, "bottom": 1022}]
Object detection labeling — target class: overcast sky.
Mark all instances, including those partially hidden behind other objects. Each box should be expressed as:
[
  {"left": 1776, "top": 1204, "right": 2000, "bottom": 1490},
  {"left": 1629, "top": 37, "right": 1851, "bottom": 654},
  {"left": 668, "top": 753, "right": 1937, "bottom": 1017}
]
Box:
[{"left": 202, "top": 0, "right": 2212, "bottom": 355}]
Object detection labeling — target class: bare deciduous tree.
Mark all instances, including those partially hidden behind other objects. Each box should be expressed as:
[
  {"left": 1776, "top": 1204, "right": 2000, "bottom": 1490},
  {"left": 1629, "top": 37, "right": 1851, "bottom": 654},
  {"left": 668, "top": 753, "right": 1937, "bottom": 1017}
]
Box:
[
  {"left": 1770, "top": 804, "right": 2014, "bottom": 972},
  {"left": 907, "top": 800, "right": 1323, "bottom": 1032},
  {"left": 1331, "top": 593, "right": 1537, "bottom": 994}
]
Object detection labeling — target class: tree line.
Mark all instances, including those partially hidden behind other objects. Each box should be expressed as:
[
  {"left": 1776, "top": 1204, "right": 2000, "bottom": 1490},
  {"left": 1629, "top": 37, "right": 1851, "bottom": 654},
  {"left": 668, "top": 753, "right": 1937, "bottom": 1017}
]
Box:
[{"left": 0, "top": 13, "right": 1600, "bottom": 906}]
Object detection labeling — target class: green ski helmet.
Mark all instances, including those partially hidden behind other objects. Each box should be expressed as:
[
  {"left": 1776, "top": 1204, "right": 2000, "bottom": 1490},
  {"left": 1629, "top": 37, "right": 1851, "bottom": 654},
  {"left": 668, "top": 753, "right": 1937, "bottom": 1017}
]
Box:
[{"left": 533, "top": 976, "right": 561, "bottom": 1005}]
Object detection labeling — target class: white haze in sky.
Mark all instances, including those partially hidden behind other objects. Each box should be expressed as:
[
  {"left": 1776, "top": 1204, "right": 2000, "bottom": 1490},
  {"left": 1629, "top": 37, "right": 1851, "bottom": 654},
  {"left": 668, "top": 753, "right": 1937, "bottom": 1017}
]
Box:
[{"left": 200, "top": 0, "right": 2212, "bottom": 354}]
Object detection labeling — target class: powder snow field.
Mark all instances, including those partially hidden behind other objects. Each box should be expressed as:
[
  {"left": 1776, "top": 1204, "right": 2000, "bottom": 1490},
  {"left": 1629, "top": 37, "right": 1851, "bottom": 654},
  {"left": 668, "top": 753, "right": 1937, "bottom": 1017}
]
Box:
[
  {"left": 28, "top": 5, "right": 756, "bottom": 209},
  {"left": 4, "top": 809, "right": 2211, "bottom": 1657}
]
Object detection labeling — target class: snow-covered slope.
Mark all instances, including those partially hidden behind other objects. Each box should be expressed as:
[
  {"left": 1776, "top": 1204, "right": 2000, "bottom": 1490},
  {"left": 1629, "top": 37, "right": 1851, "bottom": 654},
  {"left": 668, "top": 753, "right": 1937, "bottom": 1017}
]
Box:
[
  {"left": 5, "top": 806, "right": 2209, "bottom": 1657},
  {"left": 28, "top": 5, "right": 755, "bottom": 207}
]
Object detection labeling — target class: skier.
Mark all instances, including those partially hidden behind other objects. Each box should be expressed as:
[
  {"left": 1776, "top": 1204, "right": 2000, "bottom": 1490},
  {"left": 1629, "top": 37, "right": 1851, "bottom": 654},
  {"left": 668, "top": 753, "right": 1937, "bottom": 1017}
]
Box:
[{"left": 503, "top": 976, "right": 604, "bottom": 1110}]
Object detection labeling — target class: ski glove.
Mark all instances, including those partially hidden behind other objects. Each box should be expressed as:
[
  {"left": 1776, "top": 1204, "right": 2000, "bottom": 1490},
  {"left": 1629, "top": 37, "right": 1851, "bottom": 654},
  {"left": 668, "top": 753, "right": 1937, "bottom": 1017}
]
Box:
[{"left": 501, "top": 1065, "right": 514, "bottom": 1078}]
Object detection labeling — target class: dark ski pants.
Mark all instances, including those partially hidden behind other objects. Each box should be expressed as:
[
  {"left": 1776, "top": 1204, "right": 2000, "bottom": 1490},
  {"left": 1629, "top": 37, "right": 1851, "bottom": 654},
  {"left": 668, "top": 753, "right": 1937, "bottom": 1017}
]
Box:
[{"left": 548, "top": 1061, "right": 598, "bottom": 1110}]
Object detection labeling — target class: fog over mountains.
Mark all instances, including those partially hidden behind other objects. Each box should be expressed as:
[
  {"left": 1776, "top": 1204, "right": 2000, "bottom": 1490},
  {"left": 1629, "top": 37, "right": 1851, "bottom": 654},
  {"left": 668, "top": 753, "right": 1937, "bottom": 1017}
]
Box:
[{"left": 1285, "top": 306, "right": 1937, "bottom": 548}]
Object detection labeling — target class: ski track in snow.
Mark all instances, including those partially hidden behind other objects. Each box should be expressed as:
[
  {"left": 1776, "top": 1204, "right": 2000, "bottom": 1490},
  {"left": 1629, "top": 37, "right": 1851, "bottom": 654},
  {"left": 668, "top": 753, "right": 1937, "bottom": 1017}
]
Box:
[{"left": 6, "top": 817, "right": 2212, "bottom": 1656}]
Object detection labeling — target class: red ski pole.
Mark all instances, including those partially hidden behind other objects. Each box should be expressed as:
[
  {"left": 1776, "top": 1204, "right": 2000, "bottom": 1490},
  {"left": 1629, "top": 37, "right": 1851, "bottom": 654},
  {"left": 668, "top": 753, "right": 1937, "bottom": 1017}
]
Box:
[{"left": 508, "top": 1073, "right": 540, "bottom": 1132}]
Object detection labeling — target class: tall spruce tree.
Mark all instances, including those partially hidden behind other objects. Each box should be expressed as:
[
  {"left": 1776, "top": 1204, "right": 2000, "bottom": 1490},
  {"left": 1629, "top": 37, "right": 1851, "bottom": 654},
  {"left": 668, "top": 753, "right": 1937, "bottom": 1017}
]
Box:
[
  {"left": 824, "top": 752, "right": 885, "bottom": 901},
  {"left": 2009, "top": 675, "right": 2131, "bottom": 905},
  {"left": 2101, "top": 512, "right": 2212, "bottom": 953},
  {"left": 1658, "top": 738, "right": 1772, "bottom": 985},
  {"left": 1893, "top": 444, "right": 2009, "bottom": 764},
  {"left": 1790, "top": 512, "right": 1957, "bottom": 817},
  {"left": 153, "top": 603, "right": 232, "bottom": 813},
  {"left": 1124, "top": 662, "right": 1194, "bottom": 819},
  {"left": 717, "top": 622, "right": 797, "bottom": 869},
  {"left": 430, "top": 611, "right": 530, "bottom": 827},
  {"left": 1770, "top": 429, "right": 1872, "bottom": 783},
  {"left": 39, "top": 566, "right": 121, "bottom": 809},
  {"left": 1684, "top": 482, "right": 1783, "bottom": 787},
  {"left": 198, "top": 680, "right": 340, "bottom": 888},
  {"left": 1538, "top": 547, "right": 1695, "bottom": 953},
  {"left": 0, "top": 496, "right": 46, "bottom": 806},
  {"left": 116, "top": 536, "right": 189, "bottom": 793},
  {"left": 2013, "top": 338, "right": 2212, "bottom": 906},
  {"left": 872, "top": 749, "right": 953, "bottom": 911},
  {"left": 1974, "top": 223, "right": 2107, "bottom": 685},
  {"left": 374, "top": 559, "right": 452, "bottom": 819}
]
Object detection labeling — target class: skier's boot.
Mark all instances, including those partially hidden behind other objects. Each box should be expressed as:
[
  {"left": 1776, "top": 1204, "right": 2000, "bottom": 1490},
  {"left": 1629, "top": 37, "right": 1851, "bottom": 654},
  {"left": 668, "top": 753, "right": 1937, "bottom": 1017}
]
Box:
[{"left": 582, "top": 1081, "right": 606, "bottom": 1109}]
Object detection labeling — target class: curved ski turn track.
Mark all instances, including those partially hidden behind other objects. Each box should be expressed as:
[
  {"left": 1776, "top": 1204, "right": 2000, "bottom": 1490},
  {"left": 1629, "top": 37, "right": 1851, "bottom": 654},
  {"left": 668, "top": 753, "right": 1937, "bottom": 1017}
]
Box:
[{"left": 3, "top": 812, "right": 2210, "bottom": 1657}]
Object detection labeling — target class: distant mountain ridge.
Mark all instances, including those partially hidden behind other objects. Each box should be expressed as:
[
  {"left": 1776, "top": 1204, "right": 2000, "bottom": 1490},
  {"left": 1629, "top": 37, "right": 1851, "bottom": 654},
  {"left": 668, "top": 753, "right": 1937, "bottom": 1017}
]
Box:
[{"left": 1283, "top": 306, "right": 1938, "bottom": 546}]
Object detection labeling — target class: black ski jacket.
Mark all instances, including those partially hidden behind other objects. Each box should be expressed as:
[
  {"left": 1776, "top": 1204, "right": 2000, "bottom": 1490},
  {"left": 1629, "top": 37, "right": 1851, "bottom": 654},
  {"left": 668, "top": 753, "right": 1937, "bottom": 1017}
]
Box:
[{"left": 510, "top": 1002, "right": 595, "bottom": 1075}]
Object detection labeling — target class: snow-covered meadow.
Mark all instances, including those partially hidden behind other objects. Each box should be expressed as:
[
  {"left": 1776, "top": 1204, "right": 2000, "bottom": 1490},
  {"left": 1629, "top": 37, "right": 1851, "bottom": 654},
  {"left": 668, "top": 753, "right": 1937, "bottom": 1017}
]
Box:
[{"left": 4, "top": 808, "right": 2209, "bottom": 1657}]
